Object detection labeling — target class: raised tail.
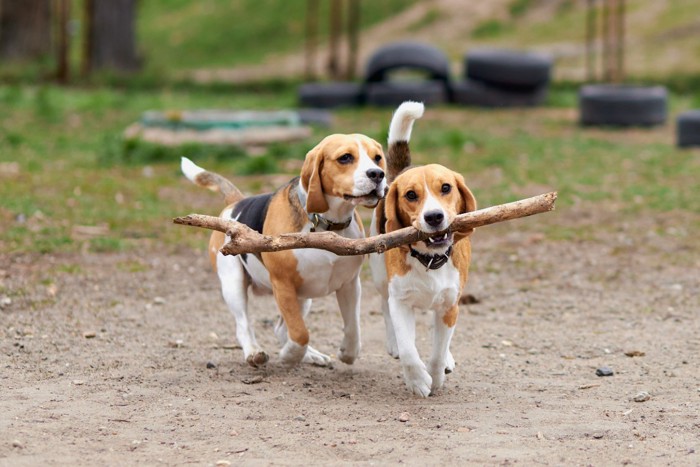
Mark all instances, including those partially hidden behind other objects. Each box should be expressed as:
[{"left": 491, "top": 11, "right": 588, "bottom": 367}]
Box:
[
  {"left": 181, "top": 157, "right": 244, "bottom": 205},
  {"left": 386, "top": 101, "right": 424, "bottom": 183}
]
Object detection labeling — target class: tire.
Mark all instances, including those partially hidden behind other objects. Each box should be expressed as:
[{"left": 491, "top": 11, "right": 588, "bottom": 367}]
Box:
[
  {"left": 579, "top": 84, "right": 667, "bottom": 126},
  {"left": 451, "top": 79, "right": 547, "bottom": 107},
  {"left": 298, "top": 82, "right": 364, "bottom": 108},
  {"left": 364, "top": 42, "right": 451, "bottom": 84},
  {"left": 365, "top": 81, "right": 448, "bottom": 107},
  {"left": 677, "top": 110, "right": 700, "bottom": 147},
  {"left": 465, "top": 49, "right": 552, "bottom": 90}
]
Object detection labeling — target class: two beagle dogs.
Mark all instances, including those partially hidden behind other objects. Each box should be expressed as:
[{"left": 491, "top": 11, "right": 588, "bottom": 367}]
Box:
[{"left": 182, "top": 102, "right": 475, "bottom": 396}]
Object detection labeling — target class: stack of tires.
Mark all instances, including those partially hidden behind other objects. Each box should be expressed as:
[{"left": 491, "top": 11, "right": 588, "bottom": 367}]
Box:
[
  {"left": 452, "top": 49, "right": 552, "bottom": 107},
  {"left": 578, "top": 84, "right": 668, "bottom": 127},
  {"left": 363, "top": 42, "right": 451, "bottom": 107}
]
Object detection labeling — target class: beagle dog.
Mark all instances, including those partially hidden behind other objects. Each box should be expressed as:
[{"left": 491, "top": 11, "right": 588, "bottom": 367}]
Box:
[
  {"left": 181, "top": 133, "right": 386, "bottom": 368},
  {"left": 370, "top": 102, "right": 477, "bottom": 397}
]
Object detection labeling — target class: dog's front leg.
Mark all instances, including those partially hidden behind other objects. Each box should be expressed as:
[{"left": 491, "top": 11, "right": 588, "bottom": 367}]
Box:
[
  {"left": 336, "top": 275, "right": 362, "bottom": 364},
  {"left": 271, "top": 280, "right": 308, "bottom": 367},
  {"left": 388, "top": 295, "right": 432, "bottom": 397},
  {"left": 429, "top": 304, "right": 458, "bottom": 393}
]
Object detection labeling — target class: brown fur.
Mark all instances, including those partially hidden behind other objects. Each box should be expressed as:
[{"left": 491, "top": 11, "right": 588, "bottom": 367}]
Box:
[{"left": 382, "top": 164, "right": 477, "bottom": 282}]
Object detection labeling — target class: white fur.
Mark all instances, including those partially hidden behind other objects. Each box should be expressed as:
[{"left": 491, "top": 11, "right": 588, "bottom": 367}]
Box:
[
  {"left": 352, "top": 137, "right": 387, "bottom": 197},
  {"left": 388, "top": 101, "right": 425, "bottom": 145},
  {"left": 380, "top": 255, "right": 461, "bottom": 397},
  {"left": 181, "top": 157, "right": 205, "bottom": 182}
]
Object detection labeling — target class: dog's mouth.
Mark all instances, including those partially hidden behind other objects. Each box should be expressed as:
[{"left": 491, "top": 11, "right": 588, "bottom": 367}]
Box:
[
  {"left": 424, "top": 232, "right": 453, "bottom": 248},
  {"left": 344, "top": 191, "right": 383, "bottom": 207}
]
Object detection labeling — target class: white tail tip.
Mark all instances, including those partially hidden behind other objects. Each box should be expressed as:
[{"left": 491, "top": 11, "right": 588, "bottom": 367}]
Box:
[
  {"left": 181, "top": 157, "right": 205, "bottom": 183},
  {"left": 388, "top": 101, "right": 425, "bottom": 145}
]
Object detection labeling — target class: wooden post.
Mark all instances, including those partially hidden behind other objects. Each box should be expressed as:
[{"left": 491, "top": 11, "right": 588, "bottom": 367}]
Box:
[
  {"left": 585, "top": 0, "right": 597, "bottom": 82},
  {"left": 54, "top": 0, "right": 71, "bottom": 83},
  {"left": 304, "top": 0, "right": 320, "bottom": 81},
  {"left": 327, "top": 0, "right": 343, "bottom": 80},
  {"left": 345, "top": 0, "right": 360, "bottom": 80},
  {"left": 615, "top": 0, "right": 625, "bottom": 82},
  {"left": 82, "top": 0, "right": 94, "bottom": 77}
]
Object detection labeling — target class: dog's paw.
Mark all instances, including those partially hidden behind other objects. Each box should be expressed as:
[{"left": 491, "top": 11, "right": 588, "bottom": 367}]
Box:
[
  {"left": 402, "top": 364, "right": 433, "bottom": 398},
  {"left": 245, "top": 350, "right": 269, "bottom": 368},
  {"left": 429, "top": 362, "right": 447, "bottom": 393},
  {"left": 385, "top": 340, "right": 399, "bottom": 359},
  {"left": 445, "top": 350, "right": 456, "bottom": 374},
  {"left": 303, "top": 346, "right": 331, "bottom": 367},
  {"left": 338, "top": 335, "right": 361, "bottom": 365},
  {"left": 279, "top": 341, "right": 306, "bottom": 368}
]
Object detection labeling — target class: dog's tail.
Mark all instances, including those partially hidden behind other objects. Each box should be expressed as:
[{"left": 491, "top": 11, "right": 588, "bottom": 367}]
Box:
[
  {"left": 181, "top": 157, "right": 244, "bottom": 205},
  {"left": 386, "top": 101, "right": 424, "bottom": 183}
]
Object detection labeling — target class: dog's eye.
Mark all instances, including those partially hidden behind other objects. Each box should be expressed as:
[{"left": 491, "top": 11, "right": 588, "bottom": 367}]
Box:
[
  {"left": 405, "top": 190, "right": 418, "bottom": 201},
  {"left": 441, "top": 183, "right": 451, "bottom": 194},
  {"left": 374, "top": 154, "right": 382, "bottom": 163},
  {"left": 338, "top": 153, "right": 354, "bottom": 164}
]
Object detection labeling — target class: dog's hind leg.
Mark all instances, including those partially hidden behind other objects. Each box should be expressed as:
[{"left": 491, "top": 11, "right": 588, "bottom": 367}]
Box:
[
  {"left": 274, "top": 299, "right": 331, "bottom": 366},
  {"left": 217, "top": 253, "right": 268, "bottom": 367},
  {"left": 381, "top": 295, "right": 399, "bottom": 359}
]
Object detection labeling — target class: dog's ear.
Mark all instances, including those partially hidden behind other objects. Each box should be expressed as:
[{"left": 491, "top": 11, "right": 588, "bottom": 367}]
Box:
[
  {"left": 454, "top": 172, "right": 477, "bottom": 241},
  {"left": 384, "top": 182, "right": 405, "bottom": 234},
  {"left": 300, "top": 144, "right": 329, "bottom": 213}
]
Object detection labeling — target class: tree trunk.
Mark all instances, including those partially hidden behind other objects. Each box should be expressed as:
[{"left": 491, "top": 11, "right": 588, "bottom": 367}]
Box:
[
  {"left": 87, "top": 0, "right": 140, "bottom": 72},
  {"left": 0, "top": 0, "right": 51, "bottom": 60}
]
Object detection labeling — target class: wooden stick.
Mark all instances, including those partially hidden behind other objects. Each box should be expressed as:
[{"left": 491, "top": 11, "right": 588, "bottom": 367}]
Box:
[{"left": 173, "top": 192, "right": 557, "bottom": 257}]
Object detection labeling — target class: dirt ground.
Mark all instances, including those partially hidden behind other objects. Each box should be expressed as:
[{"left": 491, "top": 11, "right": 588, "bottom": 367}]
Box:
[{"left": 1, "top": 207, "right": 698, "bottom": 466}]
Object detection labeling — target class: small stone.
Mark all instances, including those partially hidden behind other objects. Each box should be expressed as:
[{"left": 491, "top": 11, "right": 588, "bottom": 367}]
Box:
[
  {"left": 592, "top": 433, "right": 604, "bottom": 439},
  {"left": 168, "top": 339, "right": 184, "bottom": 348},
  {"left": 72, "top": 380, "right": 85, "bottom": 385},
  {"left": 633, "top": 391, "right": 651, "bottom": 402},
  {"left": 12, "top": 440, "right": 23, "bottom": 449},
  {"left": 624, "top": 350, "right": 645, "bottom": 357},
  {"left": 398, "top": 412, "right": 410, "bottom": 422},
  {"left": 153, "top": 297, "right": 166, "bottom": 305},
  {"left": 206, "top": 362, "right": 217, "bottom": 369},
  {"left": 596, "top": 367, "right": 614, "bottom": 377},
  {"left": 221, "top": 342, "right": 242, "bottom": 350},
  {"left": 83, "top": 331, "right": 97, "bottom": 339},
  {"left": 457, "top": 427, "right": 471, "bottom": 433},
  {"left": 294, "top": 415, "right": 306, "bottom": 422},
  {"left": 241, "top": 375, "right": 264, "bottom": 385},
  {"left": 215, "top": 461, "right": 231, "bottom": 467},
  {"left": 0, "top": 296, "right": 12, "bottom": 308}
]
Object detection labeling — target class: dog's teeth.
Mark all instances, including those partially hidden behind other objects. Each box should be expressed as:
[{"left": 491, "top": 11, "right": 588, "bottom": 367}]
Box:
[
  {"left": 427, "top": 237, "right": 435, "bottom": 243},
  {"left": 442, "top": 233, "right": 448, "bottom": 240}
]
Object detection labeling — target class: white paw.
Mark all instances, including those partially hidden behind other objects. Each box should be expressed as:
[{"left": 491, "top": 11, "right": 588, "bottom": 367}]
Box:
[
  {"left": 279, "top": 341, "right": 306, "bottom": 368},
  {"left": 429, "top": 361, "right": 446, "bottom": 393},
  {"left": 338, "top": 342, "right": 360, "bottom": 365},
  {"left": 385, "top": 337, "right": 399, "bottom": 359},
  {"left": 302, "top": 345, "right": 331, "bottom": 367},
  {"left": 445, "top": 351, "right": 456, "bottom": 374},
  {"left": 402, "top": 364, "right": 433, "bottom": 398},
  {"left": 244, "top": 349, "right": 269, "bottom": 368}
]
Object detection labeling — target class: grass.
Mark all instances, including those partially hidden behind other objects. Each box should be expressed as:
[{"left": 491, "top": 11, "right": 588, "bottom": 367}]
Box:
[{"left": 2, "top": 82, "right": 699, "bottom": 256}]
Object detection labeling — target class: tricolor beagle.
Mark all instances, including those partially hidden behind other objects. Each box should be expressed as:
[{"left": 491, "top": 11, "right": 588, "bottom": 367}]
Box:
[
  {"left": 370, "top": 102, "right": 477, "bottom": 397},
  {"left": 182, "top": 133, "right": 387, "bottom": 368}
]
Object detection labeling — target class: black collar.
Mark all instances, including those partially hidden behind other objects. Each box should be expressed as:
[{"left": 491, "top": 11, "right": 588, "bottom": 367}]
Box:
[
  {"left": 297, "top": 186, "right": 353, "bottom": 232},
  {"left": 409, "top": 245, "right": 453, "bottom": 270}
]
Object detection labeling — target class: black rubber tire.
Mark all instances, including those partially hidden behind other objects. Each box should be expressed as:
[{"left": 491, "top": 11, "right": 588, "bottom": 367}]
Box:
[
  {"left": 364, "top": 42, "right": 451, "bottom": 84},
  {"left": 365, "top": 81, "right": 448, "bottom": 107},
  {"left": 579, "top": 84, "right": 667, "bottom": 126},
  {"left": 298, "top": 82, "right": 364, "bottom": 108},
  {"left": 677, "top": 110, "right": 700, "bottom": 147},
  {"left": 465, "top": 49, "right": 552, "bottom": 90},
  {"left": 451, "top": 79, "right": 548, "bottom": 107}
]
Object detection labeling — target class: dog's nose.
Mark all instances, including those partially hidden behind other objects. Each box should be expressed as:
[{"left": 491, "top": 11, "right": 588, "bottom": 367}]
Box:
[
  {"left": 423, "top": 210, "right": 445, "bottom": 228},
  {"left": 366, "top": 168, "right": 385, "bottom": 182}
]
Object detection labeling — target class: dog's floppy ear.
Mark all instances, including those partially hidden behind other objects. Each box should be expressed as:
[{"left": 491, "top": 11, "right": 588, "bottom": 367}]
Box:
[
  {"left": 454, "top": 172, "right": 477, "bottom": 241},
  {"left": 300, "top": 144, "right": 329, "bottom": 213},
  {"left": 384, "top": 182, "right": 405, "bottom": 235}
]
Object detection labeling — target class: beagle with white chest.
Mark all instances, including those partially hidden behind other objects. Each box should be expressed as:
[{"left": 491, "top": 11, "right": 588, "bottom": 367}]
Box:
[
  {"left": 182, "top": 133, "right": 386, "bottom": 368},
  {"left": 370, "top": 102, "right": 477, "bottom": 397}
]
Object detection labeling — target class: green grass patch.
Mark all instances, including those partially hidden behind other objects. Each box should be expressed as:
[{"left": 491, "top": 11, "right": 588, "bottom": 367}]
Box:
[{"left": 471, "top": 20, "right": 511, "bottom": 39}]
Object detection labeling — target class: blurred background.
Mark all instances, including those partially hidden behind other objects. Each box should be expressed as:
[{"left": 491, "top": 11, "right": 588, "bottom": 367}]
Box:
[{"left": 0, "top": 0, "right": 698, "bottom": 254}]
